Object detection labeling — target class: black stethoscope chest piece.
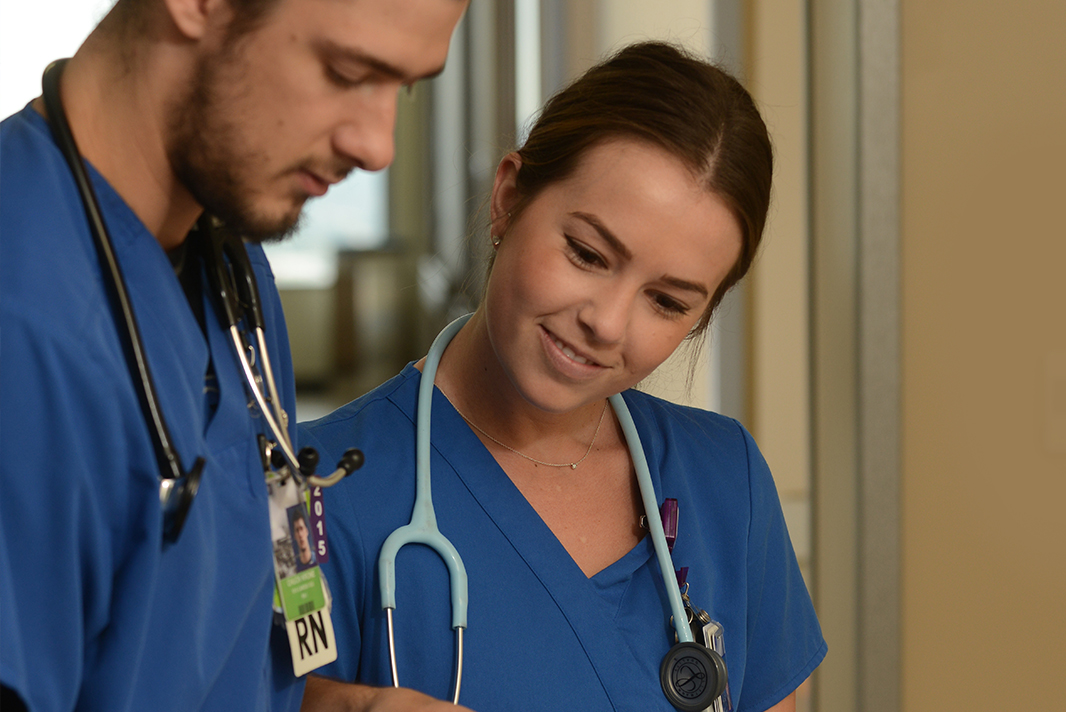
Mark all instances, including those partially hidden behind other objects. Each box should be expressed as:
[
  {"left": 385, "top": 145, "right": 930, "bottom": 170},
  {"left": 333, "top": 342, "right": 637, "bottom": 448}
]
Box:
[{"left": 660, "top": 641, "right": 728, "bottom": 712}]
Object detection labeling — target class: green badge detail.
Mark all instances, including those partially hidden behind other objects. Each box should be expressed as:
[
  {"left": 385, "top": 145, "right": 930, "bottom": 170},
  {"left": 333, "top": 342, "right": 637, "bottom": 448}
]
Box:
[{"left": 279, "top": 567, "right": 326, "bottom": 621}]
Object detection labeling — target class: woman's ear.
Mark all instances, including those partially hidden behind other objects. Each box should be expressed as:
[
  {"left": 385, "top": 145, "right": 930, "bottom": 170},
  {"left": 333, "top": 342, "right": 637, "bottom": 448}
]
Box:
[{"left": 490, "top": 153, "right": 522, "bottom": 240}]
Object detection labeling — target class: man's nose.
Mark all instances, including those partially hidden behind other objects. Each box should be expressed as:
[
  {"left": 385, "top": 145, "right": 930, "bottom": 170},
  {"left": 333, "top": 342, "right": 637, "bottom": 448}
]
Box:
[{"left": 332, "top": 84, "right": 399, "bottom": 172}]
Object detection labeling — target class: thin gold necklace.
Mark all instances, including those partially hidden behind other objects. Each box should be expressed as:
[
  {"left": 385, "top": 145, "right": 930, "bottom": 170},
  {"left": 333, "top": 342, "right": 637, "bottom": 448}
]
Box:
[{"left": 447, "top": 397, "right": 609, "bottom": 470}]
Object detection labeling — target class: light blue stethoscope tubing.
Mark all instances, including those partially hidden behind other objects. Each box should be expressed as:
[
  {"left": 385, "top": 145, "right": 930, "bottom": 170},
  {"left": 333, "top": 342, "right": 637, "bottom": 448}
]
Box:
[
  {"left": 380, "top": 313, "right": 696, "bottom": 704},
  {"left": 378, "top": 314, "right": 470, "bottom": 704},
  {"left": 609, "top": 392, "right": 694, "bottom": 645}
]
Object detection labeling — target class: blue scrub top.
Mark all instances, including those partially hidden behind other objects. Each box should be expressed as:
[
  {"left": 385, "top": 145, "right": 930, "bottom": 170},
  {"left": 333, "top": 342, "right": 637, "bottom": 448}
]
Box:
[
  {"left": 299, "top": 363, "right": 826, "bottom": 712},
  {"left": 1, "top": 105, "right": 303, "bottom": 711}
]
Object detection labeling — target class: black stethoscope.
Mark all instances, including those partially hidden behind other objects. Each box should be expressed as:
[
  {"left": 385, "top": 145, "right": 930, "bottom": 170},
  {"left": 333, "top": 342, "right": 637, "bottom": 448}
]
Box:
[{"left": 41, "top": 59, "right": 362, "bottom": 544}]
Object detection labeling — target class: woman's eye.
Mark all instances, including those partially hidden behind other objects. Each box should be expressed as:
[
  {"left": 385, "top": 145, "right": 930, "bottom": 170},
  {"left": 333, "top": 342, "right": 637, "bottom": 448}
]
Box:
[
  {"left": 652, "top": 293, "right": 690, "bottom": 317},
  {"left": 565, "top": 237, "right": 605, "bottom": 267}
]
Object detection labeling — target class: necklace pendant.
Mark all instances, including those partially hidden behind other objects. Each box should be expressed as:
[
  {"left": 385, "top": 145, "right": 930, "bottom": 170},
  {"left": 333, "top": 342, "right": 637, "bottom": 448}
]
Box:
[{"left": 570, "top": 463, "right": 577, "bottom": 470}]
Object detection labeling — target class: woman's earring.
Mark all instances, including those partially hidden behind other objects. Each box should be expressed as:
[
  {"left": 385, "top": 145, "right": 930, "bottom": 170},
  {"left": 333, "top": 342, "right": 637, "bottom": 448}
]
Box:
[{"left": 491, "top": 212, "right": 511, "bottom": 248}]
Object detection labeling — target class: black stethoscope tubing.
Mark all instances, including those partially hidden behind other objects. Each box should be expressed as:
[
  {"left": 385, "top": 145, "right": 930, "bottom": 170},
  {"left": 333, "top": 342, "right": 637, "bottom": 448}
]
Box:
[
  {"left": 41, "top": 59, "right": 204, "bottom": 543},
  {"left": 40, "top": 59, "right": 362, "bottom": 544}
]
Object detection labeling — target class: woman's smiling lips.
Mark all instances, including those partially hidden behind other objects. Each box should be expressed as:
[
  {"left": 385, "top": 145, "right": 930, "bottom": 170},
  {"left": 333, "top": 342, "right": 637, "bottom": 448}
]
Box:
[{"left": 540, "top": 326, "right": 604, "bottom": 377}]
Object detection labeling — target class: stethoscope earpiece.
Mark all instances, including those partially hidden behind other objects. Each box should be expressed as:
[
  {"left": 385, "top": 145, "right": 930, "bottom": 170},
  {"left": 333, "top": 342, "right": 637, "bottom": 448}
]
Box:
[
  {"left": 335, "top": 448, "right": 365, "bottom": 475},
  {"left": 297, "top": 447, "right": 319, "bottom": 474},
  {"left": 659, "top": 641, "right": 728, "bottom": 712}
]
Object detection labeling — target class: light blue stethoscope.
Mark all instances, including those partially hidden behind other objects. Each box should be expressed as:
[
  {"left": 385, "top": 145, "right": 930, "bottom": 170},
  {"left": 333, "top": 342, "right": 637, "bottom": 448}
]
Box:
[{"left": 377, "top": 314, "right": 727, "bottom": 710}]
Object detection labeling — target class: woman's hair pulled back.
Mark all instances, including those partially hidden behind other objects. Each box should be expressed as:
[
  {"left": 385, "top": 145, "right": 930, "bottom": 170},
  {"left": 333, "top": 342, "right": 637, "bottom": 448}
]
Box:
[{"left": 513, "top": 41, "right": 773, "bottom": 334}]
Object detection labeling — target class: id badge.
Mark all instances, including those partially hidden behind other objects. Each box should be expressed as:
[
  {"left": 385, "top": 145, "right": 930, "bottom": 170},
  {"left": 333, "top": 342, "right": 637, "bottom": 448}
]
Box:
[
  {"left": 268, "top": 473, "right": 326, "bottom": 617},
  {"left": 267, "top": 467, "right": 338, "bottom": 674},
  {"left": 308, "top": 485, "right": 329, "bottom": 563},
  {"left": 683, "top": 589, "right": 733, "bottom": 712},
  {"left": 701, "top": 619, "right": 733, "bottom": 712}
]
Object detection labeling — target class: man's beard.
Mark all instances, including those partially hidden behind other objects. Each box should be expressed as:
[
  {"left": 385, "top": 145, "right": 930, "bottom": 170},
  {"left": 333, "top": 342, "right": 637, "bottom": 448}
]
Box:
[{"left": 166, "top": 50, "right": 305, "bottom": 244}]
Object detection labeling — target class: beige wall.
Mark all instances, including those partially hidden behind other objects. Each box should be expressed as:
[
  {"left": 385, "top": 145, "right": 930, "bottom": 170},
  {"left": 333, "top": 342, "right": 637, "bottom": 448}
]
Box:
[
  {"left": 747, "top": 0, "right": 812, "bottom": 567},
  {"left": 901, "top": 0, "right": 1066, "bottom": 707},
  {"left": 595, "top": 0, "right": 713, "bottom": 57}
]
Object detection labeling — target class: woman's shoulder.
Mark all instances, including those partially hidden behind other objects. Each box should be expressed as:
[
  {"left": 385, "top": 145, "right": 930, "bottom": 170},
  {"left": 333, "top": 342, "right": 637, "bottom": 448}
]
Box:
[
  {"left": 621, "top": 388, "right": 768, "bottom": 495},
  {"left": 298, "top": 365, "right": 420, "bottom": 452},
  {"left": 623, "top": 388, "right": 750, "bottom": 447}
]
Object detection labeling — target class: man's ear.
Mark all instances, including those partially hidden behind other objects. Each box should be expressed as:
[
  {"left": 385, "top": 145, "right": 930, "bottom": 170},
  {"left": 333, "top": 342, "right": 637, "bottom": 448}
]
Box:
[
  {"left": 490, "top": 152, "right": 522, "bottom": 238},
  {"left": 163, "top": 0, "right": 226, "bottom": 40}
]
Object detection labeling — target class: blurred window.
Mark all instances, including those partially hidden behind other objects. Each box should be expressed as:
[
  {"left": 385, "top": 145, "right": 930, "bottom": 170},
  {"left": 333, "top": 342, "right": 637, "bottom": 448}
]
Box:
[
  {"left": 264, "top": 170, "right": 389, "bottom": 290},
  {"left": 0, "top": 1, "right": 111, "bottom": 120}
]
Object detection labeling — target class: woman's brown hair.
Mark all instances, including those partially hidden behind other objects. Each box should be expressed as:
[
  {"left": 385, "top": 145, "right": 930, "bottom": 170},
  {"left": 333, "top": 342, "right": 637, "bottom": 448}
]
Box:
[{"left": 508, "top": 41, "right": 773, "bottom": 336}]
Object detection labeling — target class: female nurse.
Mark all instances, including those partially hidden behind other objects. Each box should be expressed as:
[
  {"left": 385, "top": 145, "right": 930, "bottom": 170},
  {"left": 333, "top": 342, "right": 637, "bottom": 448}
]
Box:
[{"left": 299, "top": 41, "right": 826, "bottom": 712}]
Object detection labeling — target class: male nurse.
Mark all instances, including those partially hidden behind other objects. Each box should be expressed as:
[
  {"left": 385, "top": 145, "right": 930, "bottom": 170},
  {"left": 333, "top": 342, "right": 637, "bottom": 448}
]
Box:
[{"left": 0, "top": 1, "right": 468, "bottom": 710}]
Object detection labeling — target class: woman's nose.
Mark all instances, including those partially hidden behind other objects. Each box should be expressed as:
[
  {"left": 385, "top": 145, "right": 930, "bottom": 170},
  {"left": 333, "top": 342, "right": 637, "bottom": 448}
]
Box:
[{"left": 578, "top": 286, "right": 633, "bottom": 345}]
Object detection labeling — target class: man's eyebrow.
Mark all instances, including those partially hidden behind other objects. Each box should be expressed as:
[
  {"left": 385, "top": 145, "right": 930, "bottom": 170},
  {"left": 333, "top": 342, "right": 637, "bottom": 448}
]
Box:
[
  {"left": 317, "top": 39, "right": 447, "bottom": 82},
  {"left": 571, "top": 211, "right": 709, "bottom": 298}
]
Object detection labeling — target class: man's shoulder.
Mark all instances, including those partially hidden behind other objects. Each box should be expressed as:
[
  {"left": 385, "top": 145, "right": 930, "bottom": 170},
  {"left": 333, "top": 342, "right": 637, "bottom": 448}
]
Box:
[
  {"left": 2, "top": 104, "right": 94, "bottom": 263},
  {"left": 1, "top": 104, "right": 65, "bottom": 191},
  {"left": 1, "top": 103, "right": 47, "bottom": 146},
  {"left": 1, "top": 106, "right": 129, "bottom": 344}
]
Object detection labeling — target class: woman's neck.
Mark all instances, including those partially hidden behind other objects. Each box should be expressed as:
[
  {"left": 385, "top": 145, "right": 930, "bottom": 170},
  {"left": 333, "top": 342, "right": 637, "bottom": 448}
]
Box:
[
  {"left": 429, "top": 311, "right": 643, "bottom": 577},
  {"left": 432, "top": 310, "right": 606, "bottom": 450}
]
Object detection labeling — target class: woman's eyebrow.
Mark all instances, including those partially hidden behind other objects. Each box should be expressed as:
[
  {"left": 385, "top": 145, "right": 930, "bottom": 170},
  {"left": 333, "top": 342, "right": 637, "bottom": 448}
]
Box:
[
  {"left": 660, "top": 275, "right": 709, "bottom": 297},
  {"left": 570, "top": 211, "right": 632, "bottom": 260}
]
